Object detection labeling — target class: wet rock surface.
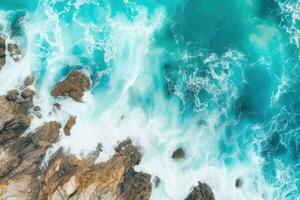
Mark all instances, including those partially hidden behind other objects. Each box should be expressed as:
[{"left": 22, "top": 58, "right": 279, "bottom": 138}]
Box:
[
  {"left": 51, "top": 71, "right": 91, "bottom": 102},
  {"left": 0, "top": 87, "right": 152, "bottom": 200},
  {"left": 185, "top": 182, "right": 215, "bottom": 200},
  {"left": 7, "top": 43, "right": 22, "bottom": 62},
  {"left": 0, "top": 36, "right": 6, "bottom": 69},
  {"left": 64, "top": 116, "right": 76, "bottom": 136},
  {"left": 0, "top": 37, "right": 22, "bottom": 69},
  {"left": 24, "top": 75, "right": 34, "bottom": 86},
  {"left": 172, "top": 147, "right": 185, "bottom": 159},
  {"left": 21, "top": 88, "right": 35, "bottom": 99},
  {"left": 37, "top": 139, "right": 152, "bottom": 200}
]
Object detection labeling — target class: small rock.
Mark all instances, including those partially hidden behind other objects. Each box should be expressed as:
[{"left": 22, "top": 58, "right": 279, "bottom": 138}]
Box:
[
  {"left": 33, "top": 106, "right": 41, "bottom": 112},
  {"left": 235, "top": 178, "right": 243, "bottom": 188},
  {"left": 172, "top": 147, "right": 185, "bottom": 159},
  {"left": 185, "top": 182, "right": 215, "bottom": 200},
  {"left": 21, "top": 89, "right": 35, "bottom": 99},
  {"left": 120, "top": 114, "right": 125, "bottom": 120},
  {"left": 5, "top": 89, "right": 19, "bottom": 101},
  {"left": 34, "top": 111, "right": 42, "bottom": 119},
  {"left": 24, "top": 75, "right": 34, "bottom": 86},
  {"left": 64, "top": 116, "right": 76, "bottom": 136},
  {"left": 153, "top": 176, "right": 161, "bottom": 188},
  {"left": 7, "top": 43, "right": 21, "bottom": 62},
  {"left": 53, "top": 103, "right": 61, "bottom": 112}
]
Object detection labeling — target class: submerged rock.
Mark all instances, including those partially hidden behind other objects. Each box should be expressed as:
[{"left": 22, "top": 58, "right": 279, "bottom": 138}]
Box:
[
  {"left": 172, "top": 147, "right": 185, "bottom": 159},
  {"left": 33, "top": 105, "right": 41, "bottom": 111},
  {"left": 153, "top": 176, "right": 161, "bottom": 188},
  {"left": 185, "top": 182, "right": 215, "bottom": 200},
  {"left": 51, "top": 71, "right": 90, "bottom": 102},
  {"left": 64, "top": 115, "right": 76, "bottom": 136},
  {"left": 0, "top": 36, "right": 6, "bottom": 69},
  {"left": 24, "top": 75, "right": 34, "bottom": 86},
  {"left": 7, "top": 43, "right": 22, "bottom": 62},
  {"left": 53, "top": 103, "right": 61, "bottom": 112},
  {"left": 235, "top": 178, "right": 243, "bottom": 188}
]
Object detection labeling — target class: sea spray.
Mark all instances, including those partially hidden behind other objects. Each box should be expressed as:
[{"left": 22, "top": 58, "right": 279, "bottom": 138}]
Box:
[{"left": 0, "top": 0, "right": 299, "bottom": 199}]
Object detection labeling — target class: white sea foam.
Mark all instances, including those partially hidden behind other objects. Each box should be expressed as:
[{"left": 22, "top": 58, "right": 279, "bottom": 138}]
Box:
[{"left": 0, "top": 1, "right": 279, "bottom": 199}]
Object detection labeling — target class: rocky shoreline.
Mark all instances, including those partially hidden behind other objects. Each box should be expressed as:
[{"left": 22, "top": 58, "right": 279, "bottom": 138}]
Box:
[{"left": 0, "top": 42, "right": 215, "bottom": 199}]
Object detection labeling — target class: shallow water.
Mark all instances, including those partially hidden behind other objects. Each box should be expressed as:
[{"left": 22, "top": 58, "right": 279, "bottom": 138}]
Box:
[{"left": 0, "top": 0, "right": 300, "bottom": 199}]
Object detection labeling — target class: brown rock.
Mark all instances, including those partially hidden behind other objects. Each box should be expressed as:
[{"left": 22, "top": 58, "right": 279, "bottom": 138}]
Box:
[
  {"left": 185, "top": 182, "right": 215, "bottom": 200},
  {"left": 172, "top": 147, "right": 185, "bottom": 159},
  {"left": 21, "top": 89, "right": 35, "bottom": 99},
  {"left": 0, "top": 121, "right": 61, "bottom": 199},
  {"left": 24, "top": 75, "right": 34, "bottom": 86},
  {"left": 51, "top": 71, "right": 90, "bottom": 102},
  {"left": 5, "top": 89, "right": 19, "bottom": 101},
  {"left": 64, "top": 116, "right": 76, "bottom": 136},
  {"left": 7, "top": 43, "right": 21, "bottom": 62},
  {"left": 0, "top": 95, "right": 33, "bottom": 146},
  {"left": 0, "top": 89, "right": 152, "bottom": 200},
  {"left": 38, "top": 139, "right": 151, "bottom": 200},
  {"left": 117, "top": 169, "right": 152, "bottom": 200}
]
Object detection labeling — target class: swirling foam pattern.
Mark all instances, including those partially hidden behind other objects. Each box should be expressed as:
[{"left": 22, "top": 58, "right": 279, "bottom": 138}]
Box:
[{"left": 0, "top": 0, "right": 299, "bottom": 199}]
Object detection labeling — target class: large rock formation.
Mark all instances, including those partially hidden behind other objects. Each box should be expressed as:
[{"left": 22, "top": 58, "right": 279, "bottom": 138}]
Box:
[
  {"left": 51, "top": 71, "right": 91, "bottom": 102},
  {"left": 185, "top": 182, "right": 215, "bottom": 200},
  {"left": 0, "top": 89, "right": 34, "bottom": 146},
  {"left": 0, "top": 121, "right": 61, "bottom": 200},
  {"left": 39, "top": 139, "right": 151, "bottom": 200},
  {"left": 0, "top": 86, "right": 152, "bottom": 199}
]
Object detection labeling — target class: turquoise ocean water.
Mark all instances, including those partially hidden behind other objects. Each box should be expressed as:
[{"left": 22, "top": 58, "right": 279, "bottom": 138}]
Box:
[{"left": 0, "top": 0, "right": 300, "bottom": 199}]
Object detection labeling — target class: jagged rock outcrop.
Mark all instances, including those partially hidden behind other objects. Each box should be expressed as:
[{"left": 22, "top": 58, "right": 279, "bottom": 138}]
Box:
[
  {"left": 51, "top": 71, "right": 90, "bottom": 102},
  {"left": 64, "top": 116, "right": 76, "bottom": 136},
  {"left": 0, "top": 78, "right": 152, "bottom": 199},
  {"left": 0, "top": 92, "right": 152, "bottom": 200},
  {"left": 0, "top": 89, "right": 34, "bottom": 146},
  {"left": 38, "top": 139, "right": 152, "bottom": 200},
  {"left": 185, "top": 182, "right": 215, "bottom": 200},
  {"left": 0, "top": 121, "right": 61, "bottom": 200}
]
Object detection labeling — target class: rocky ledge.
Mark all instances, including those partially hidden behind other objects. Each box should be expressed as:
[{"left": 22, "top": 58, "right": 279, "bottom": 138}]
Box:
[
  {"left": 51, "top": 71, "right": 91, "bottom": 102},
  {"left": 0, "top": 82, "right": 152, "bottom": 200}
]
